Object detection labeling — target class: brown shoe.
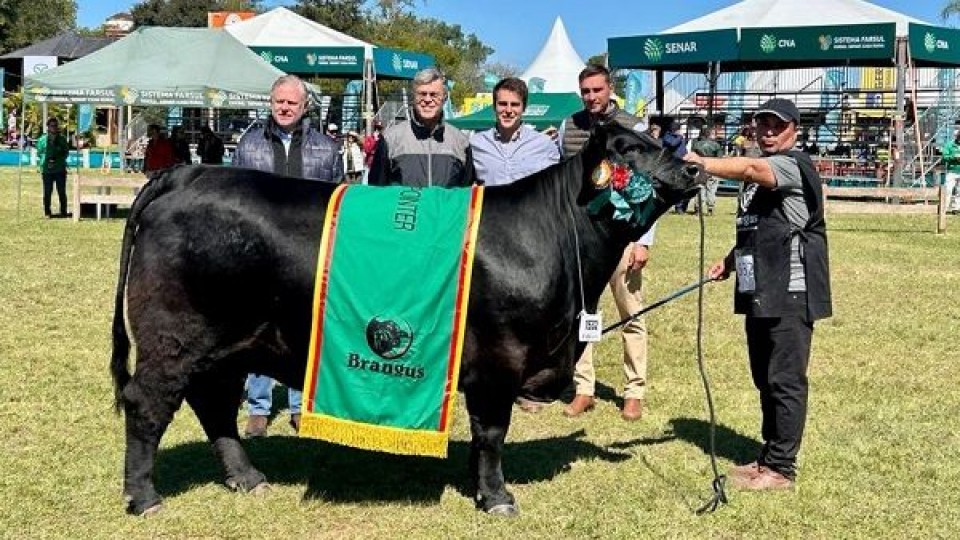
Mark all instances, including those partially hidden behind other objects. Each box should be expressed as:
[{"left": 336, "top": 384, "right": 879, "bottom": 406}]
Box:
[
  {"left": 731, "top": 466, "right": 794, "bottom": 491},
  {"left": 289, "top": 413, "right": 301, "bottom": 433},
  {"left": 621, "top": 398, "right": 644, "bottom": 421},
  {"left": 563, "top": 395, "right": 596, "bottom": 417},
  {"left": 244, "top": 415, "right": 269, "bottom": 438},
  {"left": 515, "top": 397, "right": 545, "bottom": 413},
  {"left": 728, "top": 461, "right": 761, "bottom": 480}
]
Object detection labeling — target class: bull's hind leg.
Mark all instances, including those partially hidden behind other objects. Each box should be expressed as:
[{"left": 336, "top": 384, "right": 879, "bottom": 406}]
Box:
[
  {"left": 121, "top": 369, "right": 185, "bottom": 515},
  {"left": 185, "top": 367, "right": 267, "bottom": 494},
  {"left": 464, "top": 390, "right": 517, "bottom": 515}
]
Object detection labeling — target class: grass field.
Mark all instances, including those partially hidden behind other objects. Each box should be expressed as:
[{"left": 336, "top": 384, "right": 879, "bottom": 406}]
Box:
[{"left": 1, "top": 170, "right": 959, "bottom": 539}]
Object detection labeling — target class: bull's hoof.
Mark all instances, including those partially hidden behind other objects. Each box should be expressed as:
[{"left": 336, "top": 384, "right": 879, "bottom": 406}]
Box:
[
  {"left": 250, "top": 482, "right": 272, "bottom": 496},
  {"left": 225, "top": 470, "right": 267, "bottom": 493},
  {"left": 486, "top": 503, "right": 519, "bottom": 517},
  {"left": 125, "top": 494, "right": 163, "bottom": 517}
]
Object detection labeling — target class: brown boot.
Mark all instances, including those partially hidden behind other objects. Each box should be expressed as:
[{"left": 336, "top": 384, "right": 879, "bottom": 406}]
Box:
[
  {"left": 563, "top": 395, "right": 595, "bottom": 417},
  {"left": 621, "top": 398, "right": 644, "bottom": 421},
  {"left": 289, "top": 413, "right": 301, "bottom": 433},
  {"left": 728, "top": 461, "right": 761, "bottom": 480},
  {"left": 731, "top": 466, "right": 794, "bottom": 491},
  {"left": 244, "top": 415, "right": 269, "bottom": 438}
]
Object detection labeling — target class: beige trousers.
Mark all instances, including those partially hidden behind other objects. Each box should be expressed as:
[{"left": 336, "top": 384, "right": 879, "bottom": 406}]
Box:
[{"left": 573, "top": 246, "right": 648, "bottom": 399}]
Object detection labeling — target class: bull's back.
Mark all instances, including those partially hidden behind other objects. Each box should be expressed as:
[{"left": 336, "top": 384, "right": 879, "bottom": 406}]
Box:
[{"left": 126, "top": 167, "right": 336, "bottom": 356}]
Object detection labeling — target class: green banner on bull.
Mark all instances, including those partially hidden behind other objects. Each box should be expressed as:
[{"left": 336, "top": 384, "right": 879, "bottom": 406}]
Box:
[
  {"left": 740, "top": 23, "right": 895, "bottom": 63},
  {"left": 300, "top": 184, "right": 484, "bottom": 458}
]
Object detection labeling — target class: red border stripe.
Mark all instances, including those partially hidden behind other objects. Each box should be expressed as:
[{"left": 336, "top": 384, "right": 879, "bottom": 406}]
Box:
[
  {"left": 305, "top": 185, "right": 349, "bottom": 407},
  {"left": 438, "top": 186, "right": 481, "bottom": 430}
]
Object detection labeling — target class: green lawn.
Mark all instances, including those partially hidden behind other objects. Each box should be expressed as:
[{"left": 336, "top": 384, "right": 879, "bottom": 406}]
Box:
[{"left": 1, "top": 169, "right": 958, "bottom": 539}]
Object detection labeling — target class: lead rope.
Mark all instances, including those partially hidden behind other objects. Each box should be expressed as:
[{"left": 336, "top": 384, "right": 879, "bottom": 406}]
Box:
[
  {"left": 567, "top": 205, "right": 588, "bottom": 313},
  {"left": 694, "top": 190, "right": 728, "bottom": 515}
]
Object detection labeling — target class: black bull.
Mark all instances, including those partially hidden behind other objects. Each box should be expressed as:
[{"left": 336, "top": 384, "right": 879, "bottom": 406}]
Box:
[{"left": 111, "top": 123, "right": 703, "bottom": 516}]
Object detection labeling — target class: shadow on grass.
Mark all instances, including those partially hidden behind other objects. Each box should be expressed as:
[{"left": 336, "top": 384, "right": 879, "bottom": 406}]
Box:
[
  {"left": 154, "top": 428, "right": 668, "bottom": 506},
  {"left": 667, "top": 416, "right": 761, "bottom": 464}
]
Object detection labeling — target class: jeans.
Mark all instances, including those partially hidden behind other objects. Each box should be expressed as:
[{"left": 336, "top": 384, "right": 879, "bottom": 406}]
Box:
[
  {"left": 246, "top": 374, "right": 302, "bottom": 416},
  {"left": 42, "top": 171, "right": 67, "bottom": 215}
]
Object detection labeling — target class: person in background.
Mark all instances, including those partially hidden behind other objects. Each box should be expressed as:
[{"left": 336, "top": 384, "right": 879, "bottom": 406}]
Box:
[
  {"left": 557, "top": 64, "right": 654, "bottom": 422},
  {"left": 197, "top": 126, "right": 225, "bottom": 165},
  {"left": 143, "top": 124, "right": 176, "bottom": 175},
  {"left": 234, "top": 74, "right": 342, "bottom": 437},
  {"left": 341, "top": 131, "right": 366, "bottom": 184},
  {"left": 690, "top": 127, "right": 724, "bottom": 216},
  {"left": 684, "top": 98, "right": 832, "bottom": 491},
  {"left": 940, "top": 131, "right": 960, "bottom": 214},
  {"left": 368, "top": 67, "right": 474, "bottom": 187},
  {"left": 664, "top": 121, "right": 691, "bottom": 213},
  {"left": 170, "top": 126, "right": 191, "bottom": 165},
  {"left": 362, "top": 122, "right": 382, "bottom": 169},
  {"left": 470, "top": 77, "right": 558, "bottom": 186},
  {"left": 36, "top": 117, "right": 70, "bottom": 218}
]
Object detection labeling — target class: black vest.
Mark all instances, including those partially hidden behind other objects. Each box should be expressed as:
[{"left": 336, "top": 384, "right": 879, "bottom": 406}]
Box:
[{"left": 734, "top": 150, "right": 832, "bottom": 321}]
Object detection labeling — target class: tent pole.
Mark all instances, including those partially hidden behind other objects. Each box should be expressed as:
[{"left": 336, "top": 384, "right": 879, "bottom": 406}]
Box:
[
  {"left": 894, "top": 36, "right": 907, "bottom": 187},
  {"left": 656, "top": 70, "right": 665, "bottom": 117},
  {"left": 118, "top": 106, "right": 125, "bottom": 173},
  {"left": 706, "top": 62, "right": 719, "bottom": 132},
  {"left": 15, "top": 98, "right": 26, "bottom": 222},
  {"left": 364, "top": 58, "right": 375, "bottom": 136}
]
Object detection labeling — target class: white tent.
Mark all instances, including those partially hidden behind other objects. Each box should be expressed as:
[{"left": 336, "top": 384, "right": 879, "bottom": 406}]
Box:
[
  {"left": 520, "top": 17, "right": 586, "bottom": 94},
  {"left": 225, "top": 6, "right": 374, "bottom": 57},
  {"left": 662, "top": 0, "right": 924, "bottom": 36}
]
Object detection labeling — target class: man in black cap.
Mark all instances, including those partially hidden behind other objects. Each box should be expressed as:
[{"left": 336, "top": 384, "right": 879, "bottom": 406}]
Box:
[{"left": 684, "top": 98, "right": 832, "bottom": 491}]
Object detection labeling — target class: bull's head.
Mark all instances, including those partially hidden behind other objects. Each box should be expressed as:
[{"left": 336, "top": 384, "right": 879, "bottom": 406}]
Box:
[{"left": 578, "top": 123, "right": 704, "bottom": 238}]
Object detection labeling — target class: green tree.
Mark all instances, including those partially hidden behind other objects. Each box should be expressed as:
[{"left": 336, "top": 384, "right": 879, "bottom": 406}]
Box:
[
  {"left": 130, "top": 0, "right": 261, "bottom": 27},
  {"left": 943, "top": 1, "right": 960, "bottom": 22},
  {"left": 292, "top": 0, "right": 367, "bottom": 38},
  {"left": 0, "top": 0, "right": 77, "bottom": 54}
]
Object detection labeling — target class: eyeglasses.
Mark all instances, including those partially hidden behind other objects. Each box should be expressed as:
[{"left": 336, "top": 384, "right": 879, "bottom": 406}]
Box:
[{"left": 415, "top": 91, "right": 444, "bottom": 101}]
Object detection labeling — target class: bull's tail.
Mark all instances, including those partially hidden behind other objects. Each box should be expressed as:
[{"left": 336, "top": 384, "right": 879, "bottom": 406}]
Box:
[{"left": 111, "top": 166, "right": 200, "bottom": 412}]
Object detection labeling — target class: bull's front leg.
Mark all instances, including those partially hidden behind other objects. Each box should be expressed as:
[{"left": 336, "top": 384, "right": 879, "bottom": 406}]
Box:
[{"left": 464, "top": 390, "right": 517, "bottom": 515}]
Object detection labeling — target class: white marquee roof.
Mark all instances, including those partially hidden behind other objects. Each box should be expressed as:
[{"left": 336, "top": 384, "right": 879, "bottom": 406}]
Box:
[
  {"left": 520, "top": 17, "right": 586, "bottom": 94},
  {"left": 663, "top": 0, "right": 926, "bottom": 36},
  {"left": 225, "top": 6, "right": 374, "bottom": 56}
]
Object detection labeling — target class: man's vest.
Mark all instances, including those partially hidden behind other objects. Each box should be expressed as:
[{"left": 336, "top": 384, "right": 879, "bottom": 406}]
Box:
[
  {"left": 562, "top": 104, "right": 639, "bottom": 157},
  {"left": 733, "top": 150, "right": 832, "bottom": 321}
]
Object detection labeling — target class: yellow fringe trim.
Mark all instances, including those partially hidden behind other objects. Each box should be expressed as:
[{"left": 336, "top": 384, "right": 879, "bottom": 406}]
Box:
[{"left": 299, "top": 413, "right": 449, "bottom": 458}]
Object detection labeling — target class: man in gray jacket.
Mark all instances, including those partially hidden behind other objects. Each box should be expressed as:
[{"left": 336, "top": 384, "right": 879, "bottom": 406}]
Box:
[
  {"left": 368, "top": 67, "right": 474, "bottom": 187},
  {"left": 234, "top": 75, "right": 343, "bottom": 182},
  {"left": 234, "top": 74, "right": 342, "bottom": 437}
]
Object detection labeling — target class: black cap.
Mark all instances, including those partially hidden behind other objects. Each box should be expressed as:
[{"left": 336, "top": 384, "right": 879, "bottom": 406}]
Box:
[{"left": 754, "top": 98, "right": 800, "bottom": 124}]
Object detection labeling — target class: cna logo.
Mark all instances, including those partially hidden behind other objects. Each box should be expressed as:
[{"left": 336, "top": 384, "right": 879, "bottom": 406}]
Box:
[
  {"left": 760, "top": 34, "right": 777, "bottom": 54},
  {"left": 643, "top": 38, "right": 663, "bottom": 62},
  {"left": 392, "top": 53, "right": 403, "bottom": 72},
  {"left": 819, "top": 35, "right": 832, "bottom": 51},
  {"left": 259, "top": 51, "right": 273, "bottom": 63},
  {"left": 305, "top": 52, "right": 317, "bottom": 66},
  {"left": 925, "top": 32, "right": 938, "bottom": 53},
  {"left": 365, "top": 317, "right": 414, "bottom": 360}
]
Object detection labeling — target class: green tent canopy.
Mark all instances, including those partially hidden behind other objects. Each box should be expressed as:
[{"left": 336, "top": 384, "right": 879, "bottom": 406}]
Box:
[
  {"left": 448, "top": 93, "right": 582, "bottom": 131},
  {"left": 24, "top": 26, "right": 290, "bottom": 108}
]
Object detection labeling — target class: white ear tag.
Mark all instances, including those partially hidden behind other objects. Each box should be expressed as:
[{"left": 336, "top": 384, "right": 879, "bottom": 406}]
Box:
[{"left": 578, "top": 311, "right": 603, "bottom": 343}]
